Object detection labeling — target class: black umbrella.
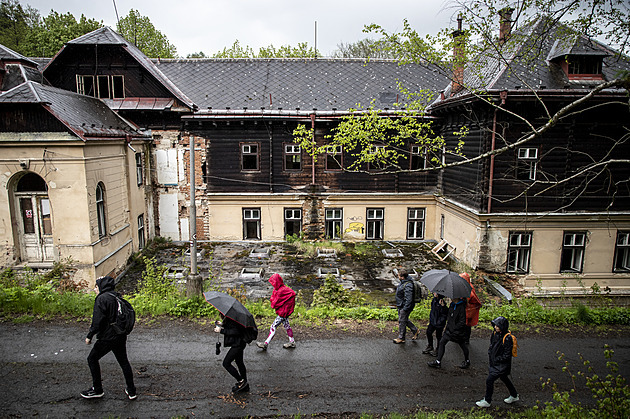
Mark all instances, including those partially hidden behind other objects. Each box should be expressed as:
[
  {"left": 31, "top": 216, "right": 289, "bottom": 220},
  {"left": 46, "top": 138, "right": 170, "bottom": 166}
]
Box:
[
  {"left": 203, "top": 291, "right": 256, "bottom": 328},
  {"left": 419, "top": 269, "right": 472, "bottom": 299}
]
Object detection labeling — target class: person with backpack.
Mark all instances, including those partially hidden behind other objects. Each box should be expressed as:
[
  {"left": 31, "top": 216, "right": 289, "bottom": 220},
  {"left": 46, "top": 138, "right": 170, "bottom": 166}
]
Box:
[
  {"left": 256, "top": 273, "right": 297, "bottom": 350},
  {"left": 81, "top": 275, "right": 136, "bottom": 400},
  {"left": 393, "top": 269, "right": 420, "bottom": 344},
  {"left": 461, "top": 272, "right": 482, "bottom": 345},
  {"left": 214, "top": 315, "right": 250, "bottom": 393},
  {"left": 427, "top": 296, "right": 470, "bottom": 369},
  {"left": 422, "top": 293, "right": 448, "bottom": 356},
  {"left": 476, "top": 316, "right": 519, "bottom": 408}
]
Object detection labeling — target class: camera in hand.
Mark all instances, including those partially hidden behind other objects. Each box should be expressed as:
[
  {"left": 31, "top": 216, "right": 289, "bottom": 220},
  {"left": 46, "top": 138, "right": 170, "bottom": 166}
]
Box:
[{"left": 215, "top": 341, "right": 221, "bottom": 355}]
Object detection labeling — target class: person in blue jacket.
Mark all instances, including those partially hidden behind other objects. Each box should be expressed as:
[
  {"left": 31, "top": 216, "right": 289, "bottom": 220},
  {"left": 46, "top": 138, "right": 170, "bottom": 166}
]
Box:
[
  {"left": 476, "top": 316, "right": 519, "bottom": 408},
  {"left": 423, "top": 293, "right": 448, "bottom": 356},
  {"left": 427, "top": 297, "right": 470, "bottom": 369}
]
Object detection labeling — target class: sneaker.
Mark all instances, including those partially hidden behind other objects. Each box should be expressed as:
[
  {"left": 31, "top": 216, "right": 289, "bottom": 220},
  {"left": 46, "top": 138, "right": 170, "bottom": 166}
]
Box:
[
  {"left": 232, "top": 380, "right": 250, "bottom": 393},
  {"left": 459, "top": 360, "right": 471, "bottom": 369},
  {"left": 411, "top": 330, "right": 421, "bottom": 340},
  {"left": 504, "top": 395, "right": 519, "bottom": 404},
  {"left": 430, "top": 350, "right": 438, "bottom": 357},
  {"left": 256, "top": 341, "right": 268, "bottom": 350},
  {"left": 80, "top": 387, "right": 104, "bottom": 399},
  {"left": 476, "top": 399, "right": 491, "bottom": 408},
  {"left": 427, "top": 360, "right": 441, "bottom": 368},
  {"left": 392, "top": 338, "right": 405, "bottom": 344},
  {"left": 125, "top": 388, "right": 137, "bottom": 400},
  {"left": 283, "top": 341, "right": 296, "bottom": 349},
  {"left": 422, "top": 346, "right": 434, "bottom": 354}
]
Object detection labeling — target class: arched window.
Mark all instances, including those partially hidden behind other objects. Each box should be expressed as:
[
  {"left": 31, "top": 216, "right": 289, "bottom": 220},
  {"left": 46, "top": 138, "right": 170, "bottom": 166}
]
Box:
[{"left": 96, "top": 183, "right": 107, "bottom": 238}]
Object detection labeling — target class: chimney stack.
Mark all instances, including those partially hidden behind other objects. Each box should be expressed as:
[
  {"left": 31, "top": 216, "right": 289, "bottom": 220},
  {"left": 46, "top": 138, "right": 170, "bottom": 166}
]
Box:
[
  {"left": 499, "top": 7, "right": 514, "bottom": 45},
  {"left": 451, "top": 14, "right": 465, "bottom": 95}
]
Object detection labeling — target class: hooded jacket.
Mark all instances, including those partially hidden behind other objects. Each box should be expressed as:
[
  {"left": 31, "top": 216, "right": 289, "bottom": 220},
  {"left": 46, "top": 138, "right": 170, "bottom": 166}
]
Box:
[
  {"left": 87, "top": 276, "right": 122, "bottom": 341},
  {"left": 444, "top": 299, "right": 467, "bottom": 341},
  {"left": 461, "top": 273, "right": 482, "bottom": 327},
  {"left": 395, "top": 277, "right": 415, "bottom": 312},
  {"left": 220, "top": 316, "right": 246, "bottom": 347},
  {"left": 429, "top": 295, "right": 448, "bottom": 328},
  {"left": 269, "top": 273, "right": 296, "bottom": 318},
  {"left": 488, "top": 316, "right": 513, "bottom": 375}
]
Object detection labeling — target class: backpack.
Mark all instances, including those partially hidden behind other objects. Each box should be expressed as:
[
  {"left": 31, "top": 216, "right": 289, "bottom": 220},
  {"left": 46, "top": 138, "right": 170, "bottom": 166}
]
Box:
[
  {"left": 243, "top": 324, "right": 258, "bottom": 344},
  {"left": 108, "top": 292, "right": 136, "bottom": 335},
  {"left": 412, "top": 280, "right": 428, "bottom": 303},
  {"left": 502, "top": 331, "right": 519, "bottom": 357}
]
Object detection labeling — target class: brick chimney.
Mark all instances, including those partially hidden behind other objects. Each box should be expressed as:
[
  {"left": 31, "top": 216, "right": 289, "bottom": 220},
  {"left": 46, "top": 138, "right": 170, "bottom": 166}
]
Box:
[
  {"left": 499, "top": 7, "right": 514, "bottom": 45},
  {"left": 451, "top": 14, "right": 465, "bottom": 95}
]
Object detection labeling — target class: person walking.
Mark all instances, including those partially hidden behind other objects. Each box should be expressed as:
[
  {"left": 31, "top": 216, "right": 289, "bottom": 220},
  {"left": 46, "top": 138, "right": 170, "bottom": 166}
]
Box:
[
  {"left": 81, "top": 276, "right": 136, "bottom": 400},
  {"left": 423, "top": 293, "right": 448, "bottom": 355},
  {"left": 256, "top": 273, "right": 297, "bottom": 350},
  {"left": 214, "top": 315, "right": 250, "bottom": 393},
  {"left": 461, "top": 272, "right": 482, "bottom": 345},
  {"left": 393, "top": 269, "right": 419, "bottom": 344},
  {"left": 427, "top": 296, "right": 470, "bottom": 368},
  {"left": 476, "top": 316, "right": 519, "bottom": 408}
]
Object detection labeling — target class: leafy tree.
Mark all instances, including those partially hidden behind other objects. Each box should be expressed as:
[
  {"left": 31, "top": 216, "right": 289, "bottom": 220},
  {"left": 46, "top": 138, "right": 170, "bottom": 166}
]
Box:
[
  {"left": 117, "top": 9, "right": 177, "bottom": 58},
  {"left": 293, "top": 0, "right": 630, "bottom": 210},
  {"left": 186, "top": 51, "right": 208, "bottom": 58},
  {"left": 0, "top": 0, "right": 39, "bottom": 54},
  {"left": 25, "top": 11, "right": 102, "bottom": 57},
  {"left": 212, "top": 40, "right": 319, "bottom": 58},
  {"left": 331, "top": 38, "right": 398, "bottom": 59}
]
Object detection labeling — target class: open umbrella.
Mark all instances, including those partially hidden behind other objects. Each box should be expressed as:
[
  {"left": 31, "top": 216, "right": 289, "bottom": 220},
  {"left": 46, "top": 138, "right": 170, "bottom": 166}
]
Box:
[
  {"left": 419, "top": 269, "right": 472, "bottom": 299},
  {"left": 203, "top": 291, "right": 256, "bottom": 328}
]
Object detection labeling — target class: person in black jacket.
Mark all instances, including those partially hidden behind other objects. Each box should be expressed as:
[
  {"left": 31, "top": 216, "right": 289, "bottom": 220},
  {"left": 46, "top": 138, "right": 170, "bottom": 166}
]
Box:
[
  {"left": 214, "top": 316, "right": 249, "bottom": 393},
  {"left": 393, "top": 270, "right": 419, "bottom": 344},
  {"left": 81, "top": 276, "right": 136, "bottom": 399},
  {"left": 427, "top": 297, "right": 470, "bottom": 369},
  {"left": 423, "top": 293, "right": 448, "bottom": 355},
  {"left": 476, "top": 316, "right": 519, "bottom": 408}
]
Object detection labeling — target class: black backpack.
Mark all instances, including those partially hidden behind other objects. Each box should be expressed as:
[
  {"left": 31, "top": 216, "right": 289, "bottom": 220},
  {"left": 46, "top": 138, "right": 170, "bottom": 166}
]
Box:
[
  {"left": 108, "top": 292, "right": 136, "bottom": 335},
  {"left": 412, "top": 280, "right": 428, "bottom": 303},
  {"left": 242, "top": 324, "right": 258, "bottom": 344}
]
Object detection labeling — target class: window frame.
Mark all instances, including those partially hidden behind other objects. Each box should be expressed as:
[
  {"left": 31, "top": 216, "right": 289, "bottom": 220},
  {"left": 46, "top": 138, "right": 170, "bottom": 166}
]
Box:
[
  {"left": 410, "top": 145, "right": 426, "bottom": 170},
  {"left": 283, "top": 143, "right": 302, "bottom": 171},
  {"left": 517, "top": 147, "right": 538, "bottom": 181},
  {"left": 76, "top": 75, "right": 95, "bottom": 96},
  {"left": 240, "top": 142, "right": 260, "bottom": 172},
  {"left": 76, "top": 74, "right": 125, "bottom": 99},
  {"left": 325, "top": 144, "right": 343, "bottom": 171},
  {"left": 325, "top": 208, "right": 343, "bottom": 240},
  {"left": 407, "top": 208, "right": 425, "bottom": 240},
  {"left": 137, "top": 214, "right": 145, "bottom": 250},
  {"left": 506, "top": 231, "right": 532, "bottom": 273},
  {"left": 613, "top": 231, "right": 630, "bottom": 273},
  {"left": 366, "top": 208, "right": 384, "bottom": 240},
  {"left": 242, "top": 207, "right": 261, "bottom": 240},
  {"left": 368, "top": 144, "right": 386, "bottom": 171},
  {"left": 560, "top": 231, "right": 587, "bottom": 273},
  {"left": 284, "top": 208, "right": 302, "bottom": 238},
  {"left": 135, "top": 152, "right": 144, "bottom": 186},
  {"left": 96, "top": 182, "right": 107, "bottom": 238}
]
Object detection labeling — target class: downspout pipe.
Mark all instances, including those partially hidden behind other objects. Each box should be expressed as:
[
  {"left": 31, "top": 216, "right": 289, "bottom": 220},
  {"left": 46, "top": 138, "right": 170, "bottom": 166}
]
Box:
[
  {"left": 487, "top": 91, "right": 507, "bottom": 213},
  {"left": 311, "top": 113, "right": 316, "bottom": 185}
]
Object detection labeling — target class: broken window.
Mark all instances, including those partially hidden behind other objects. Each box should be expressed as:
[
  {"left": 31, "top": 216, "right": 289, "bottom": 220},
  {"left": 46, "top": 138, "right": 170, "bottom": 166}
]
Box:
[
  {"left": 243, "top": 208, "right": 261, "bottom": 240},
  {"left": 516, "top": 147, "right": 538, "bottom": 180},
  {"left": 507, "top": 231, "right": 532, "bottom": 273},
  {"left": 76, "top": 75, "right": 95, "bottom": 96},
  {"left": 326, "top": 144, "right": 343, "bottom": 171},
  {"left": 366, "top": 208, "right": 384, "bottom": 240},
  {"left": 76, "top": 75, "right": 125, "bottom": 99},
  {"left": 407, "top": 208, "right": 425, "bottom": 240},
  {"left": 241, "top": 143, "right": 260, "bottom": 171},
  {"left": 560, "top": 231, "right": 586, "bottom": 273},
  {"left": 284, "top": 144, "right": 301, "bottom": 171},
  {"left": 410, "top": 145, "right": 426, "bottom": 170}
]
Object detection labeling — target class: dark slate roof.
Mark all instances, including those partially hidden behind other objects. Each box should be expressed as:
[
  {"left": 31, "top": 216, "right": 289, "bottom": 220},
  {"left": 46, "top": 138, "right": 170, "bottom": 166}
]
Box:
[
  {"left": 0, "top": 44, "right": 39, "bottom": 66},
  {"left": 1, "top": 63, "right": 43, "bottom": 91},
  {"left": 0, "top": 81, "right": 147, "bottom": 140},
  {"left": 433, "top": 16, "right": 630, "bottom": 105},
  {"left": 49, "top": 27, "right": 195, "bottom": 110},
  {"left": 153, "top": 58, "right": 450, "bottom": 112}
]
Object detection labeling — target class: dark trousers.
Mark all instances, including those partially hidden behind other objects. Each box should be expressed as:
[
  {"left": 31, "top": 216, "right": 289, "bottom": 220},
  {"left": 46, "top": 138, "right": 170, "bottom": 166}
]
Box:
[
  {"left": 397, "top": 308, "right": 418, "bottom": 340},
  {"left": 436, "top": 333, "right": 469, "bottom": 363},
  {"left": 222, "top": 342, "right": 247, "bottom": 382},
  {"left": 425, "top": 324, "right": 444, "bottom": 348},
  {"left": 485, "top": 371, "right": 518, "bottom": 403},
  {"left": 87, "top": 336, "right": 135, "bottom": 393},
  {"left": 464, "top": 325, "right": 472, "bottom": 344}
]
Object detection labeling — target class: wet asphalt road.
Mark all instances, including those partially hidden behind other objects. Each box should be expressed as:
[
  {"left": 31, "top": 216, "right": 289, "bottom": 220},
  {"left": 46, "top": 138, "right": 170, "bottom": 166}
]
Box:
[{"left": 1, "top": 321, "right": 629, "bottom": 418}]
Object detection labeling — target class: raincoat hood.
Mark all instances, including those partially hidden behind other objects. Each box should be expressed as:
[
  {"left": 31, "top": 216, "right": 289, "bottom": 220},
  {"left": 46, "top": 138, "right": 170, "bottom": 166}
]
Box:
[
  {"left": 491, "top": 316, "right": 509, "bottom": 334},
  {"left": 269, "top": 273, "right": 285, "bottom": 290},
  {"left": 96, "top": 276, "right": 116, "bottom": 294}
]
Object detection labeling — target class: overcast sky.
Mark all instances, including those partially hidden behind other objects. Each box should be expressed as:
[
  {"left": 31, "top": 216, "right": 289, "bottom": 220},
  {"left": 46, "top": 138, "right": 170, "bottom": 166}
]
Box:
[{"left": 23, "top": 0, "right": 459, "bottom": 57}]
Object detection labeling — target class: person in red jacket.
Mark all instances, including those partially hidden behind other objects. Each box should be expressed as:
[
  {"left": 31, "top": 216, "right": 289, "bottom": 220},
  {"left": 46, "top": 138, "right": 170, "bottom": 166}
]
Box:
[
  {"left": 256, "top": 273, "right": 297, "bottom": 350},
  {"left": 461, "top": 272, "right": 482, "bottom": 345}
]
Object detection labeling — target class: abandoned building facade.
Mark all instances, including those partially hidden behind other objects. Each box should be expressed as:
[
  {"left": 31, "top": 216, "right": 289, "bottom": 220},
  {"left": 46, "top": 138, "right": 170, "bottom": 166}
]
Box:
[{"left": 0, "top": 14, "right": 629, "bottom": 293}]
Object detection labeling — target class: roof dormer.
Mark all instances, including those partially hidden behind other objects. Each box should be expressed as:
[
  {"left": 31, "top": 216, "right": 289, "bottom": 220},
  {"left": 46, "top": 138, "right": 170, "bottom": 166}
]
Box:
[{"left": 547, "top": 36, "right": 608, "bottom": 81}]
